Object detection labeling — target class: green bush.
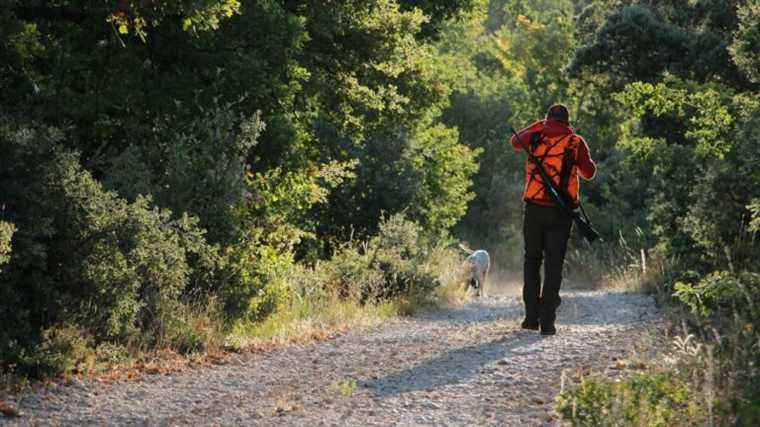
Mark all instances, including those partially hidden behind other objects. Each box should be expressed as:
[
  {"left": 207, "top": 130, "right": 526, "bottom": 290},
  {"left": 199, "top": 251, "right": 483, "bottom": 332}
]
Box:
[
  {"left": 221, "top": 238, "right": 297, "bottom": 322},
  {"left": 672, "top": 270, "right": 760, "bottom": 423},
  {"left": 674, "top": 271, "right": 760, "bottom": 320},
  {"left": 0, "top": 118, "right": 223, "bottom": 376},
  {"left": 556, "top": 370, "right": 707, "bottom": 426},
  {"left": 105, "top": 107, "right": 265, "bottom": 247},
  {"left": 729, "top": 0, "right": 760, "bottom": 84},
  {"left": 221, "top": 158, "right": 354, "bottom": 321},
  {"left": 368, "top": 213, "right": 440, "bottom": 299},
  {"left": 321, "top": 244, "right": 385, "bottom": 301},
  {"left": 27, "top": 325, "right": 93, "bottom": 379},
  {"left": 42, "top": 151, "right": 220, "bottom": 342},
  {"left": 320, "top": 214, "right": 441, "bottom": 303}
]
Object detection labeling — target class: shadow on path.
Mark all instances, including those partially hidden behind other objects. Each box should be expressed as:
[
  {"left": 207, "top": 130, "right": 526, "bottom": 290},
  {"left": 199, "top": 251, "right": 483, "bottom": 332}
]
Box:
[{"left": 363, "top": 331, "right": 542, "bottom": 397}]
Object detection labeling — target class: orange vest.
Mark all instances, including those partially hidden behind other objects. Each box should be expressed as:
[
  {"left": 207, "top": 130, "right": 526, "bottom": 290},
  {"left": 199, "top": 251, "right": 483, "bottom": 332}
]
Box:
[{"left": 523, "top": 131, "right": 582, "bottom": 208}]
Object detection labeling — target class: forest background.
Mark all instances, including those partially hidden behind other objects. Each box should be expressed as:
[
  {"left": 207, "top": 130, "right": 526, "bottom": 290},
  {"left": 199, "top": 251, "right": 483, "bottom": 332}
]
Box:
[{"left": 1, "top": 0, "right": 758, "bottom": 424}]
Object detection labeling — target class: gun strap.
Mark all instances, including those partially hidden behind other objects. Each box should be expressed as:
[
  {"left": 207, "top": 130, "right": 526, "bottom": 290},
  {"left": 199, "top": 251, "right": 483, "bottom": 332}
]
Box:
[{"left": 530, "top": 131, "right": 543, "bottom": 152}]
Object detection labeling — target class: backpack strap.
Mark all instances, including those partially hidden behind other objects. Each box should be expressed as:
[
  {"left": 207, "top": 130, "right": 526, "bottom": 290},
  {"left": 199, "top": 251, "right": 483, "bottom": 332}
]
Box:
[{"left": 558, "top": 135, "right": 579, "bottom": 191}]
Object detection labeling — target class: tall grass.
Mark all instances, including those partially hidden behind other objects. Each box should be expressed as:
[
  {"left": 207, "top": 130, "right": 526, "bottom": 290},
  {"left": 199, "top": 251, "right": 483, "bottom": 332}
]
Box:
[
  {"left": 226, "top": 292, "right": 399, "bottom": 350},
  {"left": 564, "top": 228, "right": 657, "bottom": 291}
]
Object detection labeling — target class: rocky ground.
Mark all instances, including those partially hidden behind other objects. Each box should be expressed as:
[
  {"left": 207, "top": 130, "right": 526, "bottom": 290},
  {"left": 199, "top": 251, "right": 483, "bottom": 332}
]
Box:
[{"left": 1, "top": 285, "right": 661, "bottom": 426}]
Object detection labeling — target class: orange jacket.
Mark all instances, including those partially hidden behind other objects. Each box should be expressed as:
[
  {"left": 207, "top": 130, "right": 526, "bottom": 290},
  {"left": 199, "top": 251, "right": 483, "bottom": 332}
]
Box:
[{"left": 509, "top": 119, "right": 596, "bottom": 208}]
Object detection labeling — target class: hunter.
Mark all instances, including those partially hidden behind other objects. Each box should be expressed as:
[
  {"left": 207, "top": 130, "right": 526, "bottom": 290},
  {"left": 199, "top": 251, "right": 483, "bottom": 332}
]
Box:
[{"left": 509, "top": 104, "right": 597, "bottom": 335}]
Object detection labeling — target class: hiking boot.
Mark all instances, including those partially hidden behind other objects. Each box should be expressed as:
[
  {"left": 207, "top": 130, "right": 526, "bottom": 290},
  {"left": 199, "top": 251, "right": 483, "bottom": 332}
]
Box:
[
  {"left": 540, "top": 322, "right": 556, "bottom": 335},
  {"left": 539, "top": 305, "right": 557, "bottom": 335},
  {"left": 521, "top": 318, "right": 539, "bottom": 330}
]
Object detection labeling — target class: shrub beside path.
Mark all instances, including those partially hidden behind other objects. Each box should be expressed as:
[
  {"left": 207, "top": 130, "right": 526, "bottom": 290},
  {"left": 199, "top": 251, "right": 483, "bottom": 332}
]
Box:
[{"left": 3, "top": 286, "right": 661, "bottom": 426}]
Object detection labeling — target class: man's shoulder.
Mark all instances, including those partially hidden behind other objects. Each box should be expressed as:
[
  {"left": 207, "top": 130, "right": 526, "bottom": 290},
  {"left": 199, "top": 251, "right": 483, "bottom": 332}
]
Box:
[
  {"left": 524, "top": 120, "right": 545, "bottom": 132},
  {"left": 570, "top": 132, "right": 587, "bottom": 145}
]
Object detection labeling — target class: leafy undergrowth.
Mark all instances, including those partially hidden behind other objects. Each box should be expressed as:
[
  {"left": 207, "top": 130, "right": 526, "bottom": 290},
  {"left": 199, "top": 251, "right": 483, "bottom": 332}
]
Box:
[
  {"left": 557, "top": 364, "right": 709, "bottom": 426},
  {"left": 555, "top": 268, "right": 760, "bottom": 426},
  {"left": 1, "top": 212, "right": 472, "bottom": 402},
  {"left": 1, "top": 287, "right": 468, "bottom": 398}
]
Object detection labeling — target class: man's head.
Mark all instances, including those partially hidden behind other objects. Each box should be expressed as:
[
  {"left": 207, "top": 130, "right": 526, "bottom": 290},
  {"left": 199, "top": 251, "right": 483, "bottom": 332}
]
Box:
[{"left": 546, "top": 104, "right": 569, "bottom": 124}]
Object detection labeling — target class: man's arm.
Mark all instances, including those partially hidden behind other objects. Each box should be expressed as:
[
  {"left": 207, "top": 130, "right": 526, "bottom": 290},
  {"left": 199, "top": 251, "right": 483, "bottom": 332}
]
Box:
[
  {"left": 509, "top": 121, "right": 543, "bottom": 151},
  {"left": 577, "top": 138, "right": 596, "bottom": 180}
]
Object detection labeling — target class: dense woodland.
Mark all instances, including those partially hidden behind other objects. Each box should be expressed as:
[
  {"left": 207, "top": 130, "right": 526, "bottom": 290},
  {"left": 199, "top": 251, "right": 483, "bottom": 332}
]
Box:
[{"left": 1, "top": 0, "right": 758, "bottom": 424}]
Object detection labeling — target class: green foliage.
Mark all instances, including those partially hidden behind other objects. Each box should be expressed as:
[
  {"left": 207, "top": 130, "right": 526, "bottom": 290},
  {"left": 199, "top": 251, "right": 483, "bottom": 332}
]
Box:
[
  {"left": 321, "top": 213, "right": 441, "bottom": 302},
  {"left": 106, "top": 106, "right": 265, "bottom": 246},
  {"left": 730, "top": 1, "right": 760, "bottom": 83},
  {"left": 399, "top": 0, "right": 477, "bottom": 36},
  {"left": 322, "top": 245, "right": 386, "bottom": 301},
  {"left": 1, "top": 0, "right": 484, "bottom": 379},
  {"left": 559, "top": 6, "right": 759, "bottom": 421},
  {"left": 750, "top": 199, "right": 760, "bottom": 232},
  {"left": 366, "top": 213, "right": 441, "bottom": 299},
  {"left": 27, "top": 325, "right": 93, "bottom": 379},
  {"left": 599, "top": 76, "right": 758, "bottom": 271},
  {"left": 42, "top": 153, "right": 220, "bottom": 341},
  {"left": 556, "top": 370, "right": 707, "bottom": 426},
  {"left": 614, "top": 79, "right": 735, "bottom": 158},
  {"left": 570, "top": 5, "right": 689, "bottom": 87},
  {"left": 570, "top": 2, "right": 747, "bottom": 89},
  {"left": 223, "top": 240, "right": 295, "bottom": 321},
  {"left": 490, "top": 0, "right": 576, "bottom": 109},
  {"left": 222, "top": 160, "right": 354, "bottom": 319},
  {"left": 674, "top": 271, "right": 759, "bottom": 321},
  {"left": 0, "top": 118, "right": 223, "bottom": 375},
  {"left": 317, "top": 120, "right": 478, "bottom": 243},
  {"left": 107, "top": 0, "right": 241, "bottom": 39},
  {"left": 405, "top": 121, "right": 480, "bottom": 232},
  {"left": 7, "top": 0, "right": 241, "bottom": 40}
]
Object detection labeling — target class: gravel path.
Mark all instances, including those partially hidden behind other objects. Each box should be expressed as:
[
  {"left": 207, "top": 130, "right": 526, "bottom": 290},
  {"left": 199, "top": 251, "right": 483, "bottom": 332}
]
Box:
[{"left": 3, "top": 287, "right": 661, "bottom": 426}]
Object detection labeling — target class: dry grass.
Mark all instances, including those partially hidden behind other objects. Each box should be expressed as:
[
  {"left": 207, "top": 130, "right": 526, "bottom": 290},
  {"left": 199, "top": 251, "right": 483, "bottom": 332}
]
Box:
[{"left": 225, "top": 293, "right": 398, "bottom": 351}]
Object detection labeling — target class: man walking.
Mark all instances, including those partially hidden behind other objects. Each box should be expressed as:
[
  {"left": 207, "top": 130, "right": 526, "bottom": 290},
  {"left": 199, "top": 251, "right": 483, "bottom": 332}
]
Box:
[{"left": 509, "top": 104, "right": 597, "bottom": 335}]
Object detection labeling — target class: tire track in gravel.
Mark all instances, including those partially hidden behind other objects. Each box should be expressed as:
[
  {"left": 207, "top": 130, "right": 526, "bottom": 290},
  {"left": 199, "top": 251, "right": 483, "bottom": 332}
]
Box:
[{"left": 3, "top": 287, "right": 661, "bottom": 426}]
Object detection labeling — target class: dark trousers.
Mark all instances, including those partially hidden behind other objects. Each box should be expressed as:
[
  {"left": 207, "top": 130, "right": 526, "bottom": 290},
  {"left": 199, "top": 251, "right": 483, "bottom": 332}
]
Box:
[{"left": 522, "top": 203, "right": 572, "bottom": 324}]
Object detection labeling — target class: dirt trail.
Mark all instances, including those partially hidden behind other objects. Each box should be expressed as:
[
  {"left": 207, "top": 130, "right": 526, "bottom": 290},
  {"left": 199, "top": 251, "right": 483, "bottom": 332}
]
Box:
[{"left": 3, "top": 284, "right": 661, "bottom": 426}]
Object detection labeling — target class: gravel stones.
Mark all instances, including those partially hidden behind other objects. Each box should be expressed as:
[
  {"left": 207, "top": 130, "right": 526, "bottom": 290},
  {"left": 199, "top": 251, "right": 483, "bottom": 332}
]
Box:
[{"left": 2, "top": 289, "right": 660, "bottom": 426}]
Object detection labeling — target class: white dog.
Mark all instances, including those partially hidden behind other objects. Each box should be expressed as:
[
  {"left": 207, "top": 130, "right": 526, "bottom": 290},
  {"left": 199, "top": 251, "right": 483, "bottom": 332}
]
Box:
[{"left": 466, "top": 249, "right": 490, "bottom": 297}]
